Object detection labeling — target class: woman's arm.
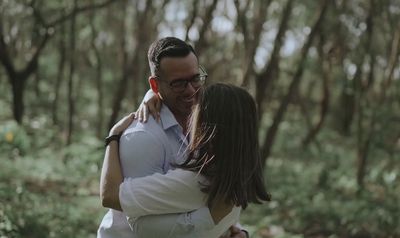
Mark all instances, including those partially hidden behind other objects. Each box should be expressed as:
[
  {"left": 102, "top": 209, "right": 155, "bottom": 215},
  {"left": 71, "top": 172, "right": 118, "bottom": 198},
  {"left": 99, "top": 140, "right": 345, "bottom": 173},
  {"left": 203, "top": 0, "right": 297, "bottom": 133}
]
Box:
[
  {"left": 133, "top": 208, "right": 214, "bottom": 238},
  {"left": 100, "top": 113, "right": 135, "bottom": 211},
  {"left": 99, "top": 113, "right": 244, "bottom": 237},
  {"left": 99, "top": 111, "right": 206, "bottom": 215},
  {"left": 119, "top": 169, "right": 207, "bottom": 218},
  {"left": 132, "top": 206, "right": 242, "bottom": 238},
  {"left": 136, "top": 89, "right": 161, "bottom": 122}
]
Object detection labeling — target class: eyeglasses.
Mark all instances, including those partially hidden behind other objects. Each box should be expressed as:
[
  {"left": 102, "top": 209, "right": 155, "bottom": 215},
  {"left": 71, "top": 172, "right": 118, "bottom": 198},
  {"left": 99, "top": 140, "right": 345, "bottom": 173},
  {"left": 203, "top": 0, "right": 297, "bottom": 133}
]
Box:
[{"left": 156, "top": 65, "right": 208, "bottom": 93}]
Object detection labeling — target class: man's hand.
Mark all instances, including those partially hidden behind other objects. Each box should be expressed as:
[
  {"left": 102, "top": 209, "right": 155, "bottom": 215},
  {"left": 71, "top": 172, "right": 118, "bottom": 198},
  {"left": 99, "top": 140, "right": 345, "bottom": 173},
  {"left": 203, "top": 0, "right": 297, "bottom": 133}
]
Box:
[
  {"left": 229, "top": 225, "right": 249, "bottom": 238},
  {"left": 219, "top": 225, "right": 248, "bottom": 238}
]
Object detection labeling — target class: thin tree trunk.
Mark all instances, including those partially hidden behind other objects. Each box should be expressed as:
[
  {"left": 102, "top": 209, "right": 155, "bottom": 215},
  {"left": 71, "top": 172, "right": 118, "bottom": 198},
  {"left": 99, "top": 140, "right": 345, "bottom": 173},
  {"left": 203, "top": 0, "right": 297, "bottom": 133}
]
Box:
[
  {"left": 255, "top": 0, "right": 294, "bottom": 118},
  {"left": 302, "top": 34, "right": 330, "bottom": 147},
  {"left": 355, "top": 0, "right": 375, "bottom": 188},
  {"left": 194, "top": 0, "right": 219, "bottom": 55},
  {"left": 338, "top": 72, "right": 356, "bottom": 136},
  {"left": 238, "top": 0, "right": 271, "bottom": 87},
  {"left": 261, "top": 0, "right": 330, "bottom": 162},
  {"left": 356, "top": 118, "right": 374, "bottom": 189},
  {"left": 52, "top": 23, "right": 66, "bottom": 126},
  {"left": 107, "top": 0, "right": 134, "bottom": 130},
  {"left": 107, "top": 0, "right": 157, "bottom": 129},
  {"left": 185, "top": 0, "right": 200, "bottom": 41},
  {"left": 233, "top": 0, "right": 251, "bottom": 49},
  {"left": 11, "top": 74, "right": 26, "bottom": 124},
  {"left": 89, "top": 13, "right": 104, "bottom": 139},
  {"left": 131, "top": 0, "right": 156, "bottom": 107},
  {"left": 383, "top": 23, "right": 400, "bottom": 96},
  {"left": 66, "top": 0, "right": 77, "bottom": 145},
  {"left": 34, "top": 67, "right": 41, "bottom": 98}
]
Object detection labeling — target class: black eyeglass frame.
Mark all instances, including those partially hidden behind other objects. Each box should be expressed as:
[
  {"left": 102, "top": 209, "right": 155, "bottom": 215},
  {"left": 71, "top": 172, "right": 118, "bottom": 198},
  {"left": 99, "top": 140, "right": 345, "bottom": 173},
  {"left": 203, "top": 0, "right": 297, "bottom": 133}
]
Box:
[{"left": 155, "top": 65, "right": 208, "bottom": 93}]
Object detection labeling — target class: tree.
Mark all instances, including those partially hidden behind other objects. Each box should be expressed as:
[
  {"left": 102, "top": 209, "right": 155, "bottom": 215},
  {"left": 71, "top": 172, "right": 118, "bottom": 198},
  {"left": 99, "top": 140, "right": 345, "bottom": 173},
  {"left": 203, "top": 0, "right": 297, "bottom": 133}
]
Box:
[{"left": 0, "top": 0, "right": 117, "bottom": 124}]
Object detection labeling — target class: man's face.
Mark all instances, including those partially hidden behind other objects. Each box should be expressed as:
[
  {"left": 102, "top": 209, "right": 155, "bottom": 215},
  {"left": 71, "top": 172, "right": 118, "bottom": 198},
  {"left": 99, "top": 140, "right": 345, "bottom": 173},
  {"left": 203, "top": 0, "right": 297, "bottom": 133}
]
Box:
[{"left": 156, "top": 52, "right": 201, "bottom": 119}]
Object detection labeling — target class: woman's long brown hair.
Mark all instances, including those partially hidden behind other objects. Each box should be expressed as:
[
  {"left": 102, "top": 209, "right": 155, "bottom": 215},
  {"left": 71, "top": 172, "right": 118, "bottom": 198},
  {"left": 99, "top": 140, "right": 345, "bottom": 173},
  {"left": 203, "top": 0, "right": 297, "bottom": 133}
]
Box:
[{"left": 177, "top": 83, "right": 271, "bottom": 209}]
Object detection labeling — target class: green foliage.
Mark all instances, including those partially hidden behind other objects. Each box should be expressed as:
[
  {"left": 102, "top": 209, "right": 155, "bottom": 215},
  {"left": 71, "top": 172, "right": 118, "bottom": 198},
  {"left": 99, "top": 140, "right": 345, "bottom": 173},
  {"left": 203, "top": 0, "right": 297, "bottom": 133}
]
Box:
[
  {"left": 0, "top": 0, "right": 399, "bottom": 237},
  {"left": 0, "top": 120, "right": 31, "bottom": 157},
  {"left": 0, "top": 127, "right": 104, "bottom": 238},
  {"left": 241, "top": 122, "right": 400, "bottom": 238}
]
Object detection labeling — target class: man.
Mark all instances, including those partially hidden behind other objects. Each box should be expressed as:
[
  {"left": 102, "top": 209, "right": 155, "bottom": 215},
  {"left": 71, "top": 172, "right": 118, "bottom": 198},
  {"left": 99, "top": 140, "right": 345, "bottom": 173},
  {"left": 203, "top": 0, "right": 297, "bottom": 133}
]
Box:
[{"left": 98, "top": 37, "right": 247, "bottom": 237}]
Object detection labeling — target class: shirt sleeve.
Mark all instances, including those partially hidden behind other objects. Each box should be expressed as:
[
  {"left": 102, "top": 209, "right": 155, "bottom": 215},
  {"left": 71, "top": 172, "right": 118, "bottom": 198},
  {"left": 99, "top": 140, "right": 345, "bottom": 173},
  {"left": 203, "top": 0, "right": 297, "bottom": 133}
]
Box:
[
  {"left": 119, "top": 169, "right": 208, "bottom": 218},
  {"left": 119, "top": 130, "right": 165, "bottom": 178}
]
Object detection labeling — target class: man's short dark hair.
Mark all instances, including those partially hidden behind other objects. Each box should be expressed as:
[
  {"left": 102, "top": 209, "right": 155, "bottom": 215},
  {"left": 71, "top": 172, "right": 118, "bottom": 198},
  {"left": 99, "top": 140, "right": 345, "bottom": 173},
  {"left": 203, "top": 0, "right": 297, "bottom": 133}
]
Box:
[{"left": 148, "top": 37, "right": 197, "bottom": 76}]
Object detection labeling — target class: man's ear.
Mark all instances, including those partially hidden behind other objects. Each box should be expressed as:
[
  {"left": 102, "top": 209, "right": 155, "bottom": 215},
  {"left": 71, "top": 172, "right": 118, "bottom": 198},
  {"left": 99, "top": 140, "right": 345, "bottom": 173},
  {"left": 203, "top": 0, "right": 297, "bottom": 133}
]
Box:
[{"left": 149, "top": 76, "right": 159, "bottom": 94}]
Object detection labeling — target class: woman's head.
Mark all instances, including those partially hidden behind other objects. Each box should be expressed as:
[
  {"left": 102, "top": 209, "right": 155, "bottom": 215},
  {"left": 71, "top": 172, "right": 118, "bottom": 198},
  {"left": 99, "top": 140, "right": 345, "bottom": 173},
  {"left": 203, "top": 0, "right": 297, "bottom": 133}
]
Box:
[{"left": 181, "top": 83, "right": 270, "bottom": 209}]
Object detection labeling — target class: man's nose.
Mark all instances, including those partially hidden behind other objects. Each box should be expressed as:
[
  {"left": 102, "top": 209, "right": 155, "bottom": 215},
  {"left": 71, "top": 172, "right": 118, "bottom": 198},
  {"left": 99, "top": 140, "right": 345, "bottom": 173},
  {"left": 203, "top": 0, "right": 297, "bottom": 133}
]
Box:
[{"left": 184, "top": 81, "right": 197, "bottom": 94}]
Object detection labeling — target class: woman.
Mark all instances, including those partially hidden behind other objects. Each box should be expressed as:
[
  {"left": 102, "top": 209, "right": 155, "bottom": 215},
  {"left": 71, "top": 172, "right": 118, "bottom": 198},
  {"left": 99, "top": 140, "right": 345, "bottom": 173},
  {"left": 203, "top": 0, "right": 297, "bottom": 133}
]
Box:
[{"left": 102, "top": 83, "right": 270, "bottom": 237}]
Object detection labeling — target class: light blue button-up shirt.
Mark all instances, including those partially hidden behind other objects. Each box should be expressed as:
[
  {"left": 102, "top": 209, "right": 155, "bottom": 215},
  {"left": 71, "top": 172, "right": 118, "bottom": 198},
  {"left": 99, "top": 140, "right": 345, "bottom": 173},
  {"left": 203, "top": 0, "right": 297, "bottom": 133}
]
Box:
[{"left": 97, "top": 104, "right": 213, "bottom": 238}]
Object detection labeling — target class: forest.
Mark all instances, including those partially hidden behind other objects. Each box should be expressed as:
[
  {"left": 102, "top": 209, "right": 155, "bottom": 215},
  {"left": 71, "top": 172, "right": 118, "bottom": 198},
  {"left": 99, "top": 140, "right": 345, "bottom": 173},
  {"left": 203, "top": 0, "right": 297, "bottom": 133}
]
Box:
[{"left": 0, "top": 0, "right": 399, "bottom": 237}]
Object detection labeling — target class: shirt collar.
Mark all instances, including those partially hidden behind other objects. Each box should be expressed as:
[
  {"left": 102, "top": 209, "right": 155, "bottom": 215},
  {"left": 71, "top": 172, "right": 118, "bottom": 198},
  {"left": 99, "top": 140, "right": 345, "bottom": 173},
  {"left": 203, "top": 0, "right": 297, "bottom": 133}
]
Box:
[{"left": 159, "top": 103, "right": 180, "bottom": 131}]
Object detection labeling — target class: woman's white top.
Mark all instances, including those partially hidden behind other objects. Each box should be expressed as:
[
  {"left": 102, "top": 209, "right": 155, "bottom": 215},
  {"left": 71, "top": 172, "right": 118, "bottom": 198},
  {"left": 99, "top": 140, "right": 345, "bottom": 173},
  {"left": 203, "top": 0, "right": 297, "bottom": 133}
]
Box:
[{"left": 119, "top": 169, "right": 241, "bottom": 237}]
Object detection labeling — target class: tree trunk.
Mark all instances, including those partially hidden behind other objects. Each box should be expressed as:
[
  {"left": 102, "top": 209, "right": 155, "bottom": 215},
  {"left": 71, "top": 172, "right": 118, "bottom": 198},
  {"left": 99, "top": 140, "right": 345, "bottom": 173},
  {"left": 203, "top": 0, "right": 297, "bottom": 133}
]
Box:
[
  {"left": 1, "top": 0, "right": 117, "bottom": 124},
  {"left": 52, "top": 23, "right": 66, "bottom": 126},
  {"left": 0, "top": 21, "right": 47, "bottom": 124},
  {"left": 237, "top": 0, "right": 271, "bottom": 87},
  {"left": 11, "top": 74, "right": 26, "bottom": 124},
  {"left": 302, "top": 34, "right": 330, "bottom": 147},
  {"left": 107, "top": 0, "right": 160, "bottom": 129},
  {"left": 382, "top": 23, "right": 400, "bottom": 97},
  {"left": 194, "top": 0, "right": 219, "bottom": 55},
  {"left": 66, "top": 0, "right": 77, "bottom": 145},
  {"left": 107, "top": 0, "right": 135, "bottom": 130},
  {"left": 88, "top": 6, "right": 104, "bottom": 138},
  {"left": 185, "top": 0, "right": 200, "bottom": 41},
  {"left": 261, "top": 0, "right": 330, "bottom": 162},
  {"left": 255, "top": 0, "right": 294, "bottom": 118},
  {"left": 355, "top": 0, "right": 376, "bottom": 188},
  {"left": 34, "top": 68, "right": 41, "bottom": 98}
]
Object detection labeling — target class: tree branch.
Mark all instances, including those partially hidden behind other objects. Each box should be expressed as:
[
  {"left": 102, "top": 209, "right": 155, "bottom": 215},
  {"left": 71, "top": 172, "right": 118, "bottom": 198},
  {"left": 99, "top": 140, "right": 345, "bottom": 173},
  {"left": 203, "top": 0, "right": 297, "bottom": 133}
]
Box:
[
  {"left": 36, "top": 0, "right": 118, "bottom": 29},
  {"left": 234, "top": 0, "right": 250, "bottom": 48},
  {"left": 194, "top": 0, "right": 219, "bottom": 54},
  {"left": 21, "top": 33, "right": 50, "bottom": 79},
  {"left": 185, "top": 0, "right": 200, "bottom": 41}
]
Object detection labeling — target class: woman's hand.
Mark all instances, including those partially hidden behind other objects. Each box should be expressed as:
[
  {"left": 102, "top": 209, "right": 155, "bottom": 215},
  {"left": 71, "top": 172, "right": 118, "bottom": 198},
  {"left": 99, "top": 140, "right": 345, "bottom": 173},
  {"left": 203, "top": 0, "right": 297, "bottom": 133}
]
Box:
[
  {"left": 136, "top": 90, "right": 161, "bottom": 122},
  {"left": 109, "top": 113, "right": 135, "bottom": 136}
]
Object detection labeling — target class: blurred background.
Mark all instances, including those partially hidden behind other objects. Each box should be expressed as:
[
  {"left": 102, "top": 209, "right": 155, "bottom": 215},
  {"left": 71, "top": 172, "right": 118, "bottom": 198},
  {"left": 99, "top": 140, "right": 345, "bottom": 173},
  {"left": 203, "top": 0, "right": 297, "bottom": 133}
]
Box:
[{"left": 0, "top": 0, "right": 399, "bottom": 237}]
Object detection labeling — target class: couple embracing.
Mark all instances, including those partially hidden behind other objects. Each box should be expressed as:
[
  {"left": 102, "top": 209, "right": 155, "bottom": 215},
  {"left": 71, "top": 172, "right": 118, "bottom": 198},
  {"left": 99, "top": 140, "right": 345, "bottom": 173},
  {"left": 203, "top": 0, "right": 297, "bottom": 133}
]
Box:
[{"left": 97, "top": 37, "right": 270, "bottom": 238}]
